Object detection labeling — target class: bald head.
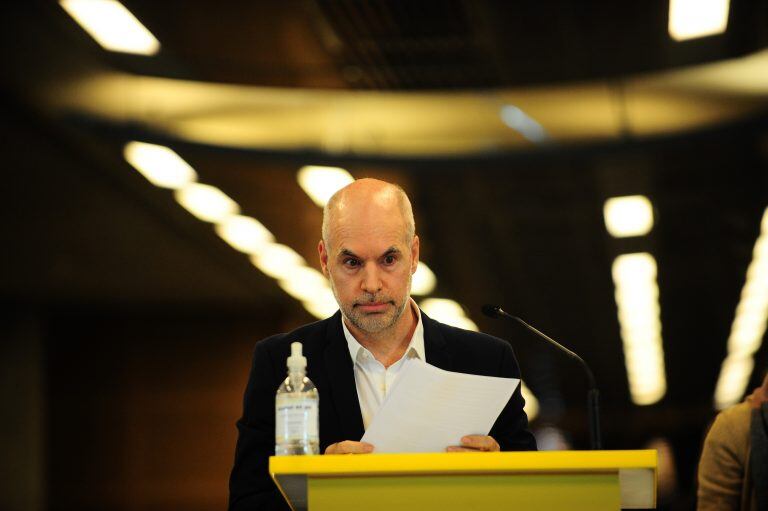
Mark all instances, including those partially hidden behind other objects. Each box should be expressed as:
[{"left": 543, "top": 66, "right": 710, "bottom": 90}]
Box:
[{"left": 322, "top": 178, "right": 415, "bottom": 249}]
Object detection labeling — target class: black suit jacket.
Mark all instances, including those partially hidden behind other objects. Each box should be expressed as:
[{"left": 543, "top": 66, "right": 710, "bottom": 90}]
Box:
[{"left": 228, "top": 310, "right": 537, "bottom": 511}]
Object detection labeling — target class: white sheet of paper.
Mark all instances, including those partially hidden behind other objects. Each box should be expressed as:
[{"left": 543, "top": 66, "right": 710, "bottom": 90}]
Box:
[{"left": 360, "top": 360, "right": 520, "bottom": 453}]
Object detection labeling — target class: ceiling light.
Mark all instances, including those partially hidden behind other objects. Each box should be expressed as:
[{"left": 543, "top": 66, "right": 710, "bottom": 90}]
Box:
[
  {"left": 278, "top": 267, "right": 330, "bottom": 302},
  {"left": 520, "top": 383, "right": 539, "bottom": 421},
  {"left": 714, "top": 207, "right": 768, "bottom": 408},
  {"left": 174, "top": 183, "right": 240, "bottom": 223},
  {"left": 411, "top": 262, "right": 437, "bottom": 295},
  {"left": 297, "top": 166, "right": 355, "bottom": 207},
  {"left": 303, "top": 289, "right": 340, "bottom": 319},
  {"left": 123, "top": 141, "right": 197, "bottom": 189},
  {"left": 59, "top": 0, "right": 160, "bottom": 55},
  {"left": 215, "top": 215, "right": 274, "bottom": 254},
  {"left": 419, "top": 298, "right": 478, "bottom": 331},
  {"left": 669, "top": 0, "right": 729, "bottom": 41},
  {"left": 500, "top": 105, "right": 547, "bottom": 143},
  {"left": 604, "top": 195, "right": 654, "bottom": 238},
  {"left": 611, "top": 253, "right": 667, "bottom": 405},
  {"left": 250, "top": 243, "right": 307, "bottom": 280}
]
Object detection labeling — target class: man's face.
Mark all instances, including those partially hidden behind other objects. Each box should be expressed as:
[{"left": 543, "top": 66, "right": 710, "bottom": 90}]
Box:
[{"left": 319, "top": 207, "right": 419, "bottom": 335}]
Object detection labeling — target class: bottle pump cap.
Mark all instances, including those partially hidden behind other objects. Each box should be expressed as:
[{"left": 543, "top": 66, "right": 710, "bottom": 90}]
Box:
[{"left": 287, "top": 342, "right": 307, "bottom": 371}]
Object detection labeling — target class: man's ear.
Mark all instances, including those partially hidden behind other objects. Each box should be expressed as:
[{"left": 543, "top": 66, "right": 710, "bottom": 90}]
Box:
[
  {"left": 411, "top": 235, "right": 420, "bottom": 274},
  {"left": 318, "top": 239, "right": 329, "bottom": 277}
]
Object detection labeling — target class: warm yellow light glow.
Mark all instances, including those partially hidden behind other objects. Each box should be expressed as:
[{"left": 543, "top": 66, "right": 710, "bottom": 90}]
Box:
[
  {"left": 418, "top": 298, "right": 478, "bottom": 331},
  {"left": 278, "top": 267, "right": 330, "bottom": 302},
  {"left": 59, "top": 0, "right": 160, "bottom": 55},
  {"left": 215, "top": 215, "right": 274, "bottom": 254},
  {"left": 669, "top": 0, "right": 730, "bottom": 41},
  {"left": 611, "top": 253, "right": 667, "bottom": 405},
  {"left": 303, "top": 288, "right": 339, "bottom": 319},
  {"left": 714, "top": 207, "right": 768, "bottom": 408},
  {"left": 123, "top": 141, "right": 197, "bottom": 189},
  {"left": 174, "top": 183, "right": 239, "bottom": 223},
  {"left": 297, "top": 166, "right": 355, "bottom": 207},
  {"left": 520, "top": 383, "right": 539, "bottom": 421},
  {"left": 604, "top": 195, "right": 654, "bottom": 238},
  {"left": 250, "top": 243, "right": 307, "bottom": 280},
  {"left": 411, "top": 262, "right": 437, "bottom": 295}
]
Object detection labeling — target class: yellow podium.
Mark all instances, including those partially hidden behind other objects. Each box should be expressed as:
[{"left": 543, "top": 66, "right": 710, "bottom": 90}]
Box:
[{"left": 270, "top": 450, "right": 657, "bottom": 511}]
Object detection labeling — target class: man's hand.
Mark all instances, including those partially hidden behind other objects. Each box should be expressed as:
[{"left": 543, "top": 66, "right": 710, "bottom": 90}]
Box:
[
  {"left": 324, "top": 440, "right": 374, "bottom": 454},
  {"left": 446, "top": 435, "right": 500, "bottom": 452},
  {"left": 748, "top": 374, "right": 768, "bottom": 410}
]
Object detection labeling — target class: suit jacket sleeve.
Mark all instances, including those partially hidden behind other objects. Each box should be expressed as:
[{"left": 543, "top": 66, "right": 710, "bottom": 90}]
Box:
[
  {"left": 228, "top": 340, "right": 290, "bottom": 511},
  {"left": 489, "top": 342, "right": 538, "bottom": 451}
]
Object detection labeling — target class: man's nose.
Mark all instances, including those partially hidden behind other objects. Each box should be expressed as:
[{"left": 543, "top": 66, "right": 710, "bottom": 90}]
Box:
[{"left": 360, "top": 263, "right": 383, "bottom": 294}]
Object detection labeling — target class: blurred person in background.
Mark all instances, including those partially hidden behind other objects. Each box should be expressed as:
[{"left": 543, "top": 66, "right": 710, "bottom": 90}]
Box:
[{"left": 697, "top": 372, "right": 768, "bottom": 511}]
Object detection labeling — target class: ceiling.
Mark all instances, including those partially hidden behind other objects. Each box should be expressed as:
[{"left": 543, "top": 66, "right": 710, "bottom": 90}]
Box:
[{"left": 2, "top": 0, "right": 768, "bottom": 448}]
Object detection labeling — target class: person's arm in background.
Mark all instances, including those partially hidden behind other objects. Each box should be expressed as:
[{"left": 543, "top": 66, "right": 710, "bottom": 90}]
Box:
[{"left": 697, "top": 375, "right": 768, "bottom": 511}]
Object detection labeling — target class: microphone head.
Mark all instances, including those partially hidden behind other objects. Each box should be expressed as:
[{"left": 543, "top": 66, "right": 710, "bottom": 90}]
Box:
[{"left": 481, "top": 304, "right": 503, "bottom": 319}]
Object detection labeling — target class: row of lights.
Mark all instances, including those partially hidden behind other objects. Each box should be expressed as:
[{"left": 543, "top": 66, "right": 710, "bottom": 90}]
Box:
[
  {"left": 124, "top": 141, "right": 340, "bottom": 319},
  {"left": 714, "top": 208, "right": 768, "bottom": 409},
  {"left": 604, "top": 195, "right": 668, "bottom": 405},
  {"left": 60, "top": 0, "right": 732, "bottom": 58}
]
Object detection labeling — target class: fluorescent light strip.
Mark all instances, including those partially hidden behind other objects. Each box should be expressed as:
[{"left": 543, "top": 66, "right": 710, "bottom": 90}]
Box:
[
  {"left": 124, "top": 141, "right": 197, "bottom": 189},
  {"left": 60, "top": 0, "right": 160, "bottom": 55},
  {"left": 419, "top": 298, "right": 478, "bottom": 331},
  {"left": 714, "top": 207, "right": 768, "bottom": 409},
  {"left": 612, "top": 253, "right": 667, "bottom": 405},
  {"left": 669, "top": 0, "right": 730, "bottom": 41},
  {"left": 604, "top": 195, "right": 654, "bottom": 238},
  {"left": 175, "top": 183, "right": 240, "bottom": 223}
]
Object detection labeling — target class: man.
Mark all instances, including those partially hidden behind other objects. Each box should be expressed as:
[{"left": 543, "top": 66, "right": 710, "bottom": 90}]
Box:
[
  {"left": 697, "top": 373, "right": 768, "bottom": 511},
  {"left": 229, "top": 179, "right": 536, "bottom": 511}
]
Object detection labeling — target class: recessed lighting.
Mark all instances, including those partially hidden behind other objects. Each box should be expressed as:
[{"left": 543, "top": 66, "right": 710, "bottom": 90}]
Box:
[
  {"left": 250, "top": 243, "right": 307, "bottom": 281},
  {"left": 297, "top": 166, "right": 354, "bottom": 207},
  {"left": 604, "top": 195, "right": 654, "bottom": 238},
  {"left": 60, "top": 0, "right": 160, "bottom": 55},
  {"left": 669, "top": 0, "right": 730, "bottom": 41},
  {"left": 124, "top": 142, "right": 197, "bottom": 189},
  {"left": 412, "top": 262, "right": 437, "bottom": 295},
  {"left": 714, "top": 207, "right": 768, "bottom": 408},
  {"left": 611, "top": 253, "right": 667, "bottom": 405},
  {"left": 419, "top": 298, "right": 478, "bottom": 331},
  {"left": 174, "top": 183, "right": 240, "bottom": 223},
  {"left": 215, "top": 215, "right": 274, "bottom": 254}
]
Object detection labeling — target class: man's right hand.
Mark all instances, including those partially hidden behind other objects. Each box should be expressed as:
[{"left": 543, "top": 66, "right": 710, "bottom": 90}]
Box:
[{"left": 324, "top": 441, "right": 374, "bottom": 454}]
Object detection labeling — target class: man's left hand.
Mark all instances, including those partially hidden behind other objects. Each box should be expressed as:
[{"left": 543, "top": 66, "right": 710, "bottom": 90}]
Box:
[{"left": 446, "top": 435, "right": 500, "bottom": 452}]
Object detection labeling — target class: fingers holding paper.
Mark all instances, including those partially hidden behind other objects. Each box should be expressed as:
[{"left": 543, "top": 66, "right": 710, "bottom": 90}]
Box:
[
  {"left": 324, "top": 440, "right": 374, "bottom": 454},
  {"left": 446, "top": 435, "right": 500, "bottom": 452}
]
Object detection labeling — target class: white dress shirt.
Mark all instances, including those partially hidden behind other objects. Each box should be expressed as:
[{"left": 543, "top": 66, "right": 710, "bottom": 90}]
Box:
[{"left": 342, "top": 299, "right": 425, "bottom": 430}]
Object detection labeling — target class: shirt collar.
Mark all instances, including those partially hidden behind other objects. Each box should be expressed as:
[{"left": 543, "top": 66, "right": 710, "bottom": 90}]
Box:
[{"left": 342, "top": 298, "right": 425, "bottom": 364}]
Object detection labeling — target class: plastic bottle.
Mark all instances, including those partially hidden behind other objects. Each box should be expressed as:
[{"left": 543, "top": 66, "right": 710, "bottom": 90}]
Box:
[{"left": 275, "top": 342, "right": 319, "bottom": 455}]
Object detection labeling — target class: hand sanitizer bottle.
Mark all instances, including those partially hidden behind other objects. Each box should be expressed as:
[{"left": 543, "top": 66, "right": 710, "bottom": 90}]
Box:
[{"left": 275, "top": 342, "right": 319, "bottom": 455}]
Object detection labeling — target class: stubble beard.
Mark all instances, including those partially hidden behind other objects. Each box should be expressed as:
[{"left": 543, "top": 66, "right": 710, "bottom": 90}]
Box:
[{"left": 329, "top": 275, "right": 412, "bottom": 335}]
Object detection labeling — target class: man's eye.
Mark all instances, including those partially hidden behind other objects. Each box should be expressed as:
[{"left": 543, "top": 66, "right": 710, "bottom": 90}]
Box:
[
  {"left": 343, "top": 258, "right": 360, "bottom": 268},
  {"left": 383, "top": 255, "right": 396, "bottom": 265}
]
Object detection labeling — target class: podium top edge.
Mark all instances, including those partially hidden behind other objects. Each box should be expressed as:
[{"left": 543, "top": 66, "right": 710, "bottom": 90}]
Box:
[{"left": 270, "top": 449, "right": 657, "bottom": 476}]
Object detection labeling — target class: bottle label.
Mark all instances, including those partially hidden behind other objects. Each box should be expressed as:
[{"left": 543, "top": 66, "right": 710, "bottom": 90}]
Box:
[{"left": 276, "top": 395, "right": 319, "bottom": 440}]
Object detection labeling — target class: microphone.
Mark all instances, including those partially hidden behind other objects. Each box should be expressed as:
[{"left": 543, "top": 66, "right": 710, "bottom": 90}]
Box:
[{"left": 482, "top": 304, "right": 602, "bottom": 450}]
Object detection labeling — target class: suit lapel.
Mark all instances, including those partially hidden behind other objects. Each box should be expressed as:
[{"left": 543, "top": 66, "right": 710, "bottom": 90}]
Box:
[
  {"left": 323, "top": 312, "right": 365, "bottom": 441},
  {"left": 421, "top": 311, "right": 454, "bottom": 372}
]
